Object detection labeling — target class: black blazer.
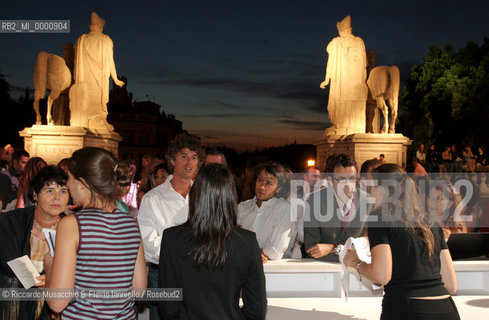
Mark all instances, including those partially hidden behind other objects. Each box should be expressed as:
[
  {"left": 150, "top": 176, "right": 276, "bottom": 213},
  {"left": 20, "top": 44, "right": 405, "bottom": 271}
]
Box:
[
  {"left": 0, "top": 206, "right": 57, "bottom": 320},
  {"left": 159, "top": 225, "right": 267, "bottom": 320},
  {"left": 304, "top": 187, "right": 372, "bottom": 261}
]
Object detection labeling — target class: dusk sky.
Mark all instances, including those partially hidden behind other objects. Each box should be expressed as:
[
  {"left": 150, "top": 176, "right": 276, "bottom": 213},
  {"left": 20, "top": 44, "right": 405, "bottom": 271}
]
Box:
[{"left": 1, "top": 0, "right": 488, "bottom": 151}]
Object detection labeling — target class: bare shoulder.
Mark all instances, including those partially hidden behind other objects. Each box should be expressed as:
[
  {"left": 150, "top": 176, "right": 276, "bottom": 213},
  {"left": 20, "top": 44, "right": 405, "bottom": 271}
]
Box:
[{"left": 58, "top": 214, "right": 78, "bottom": 233}]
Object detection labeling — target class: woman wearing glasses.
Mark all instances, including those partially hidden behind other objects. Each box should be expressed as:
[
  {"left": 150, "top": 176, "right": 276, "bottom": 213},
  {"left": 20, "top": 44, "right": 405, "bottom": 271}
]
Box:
[{"left": 427, "top": 181, "right": 466, "bottom": 240}]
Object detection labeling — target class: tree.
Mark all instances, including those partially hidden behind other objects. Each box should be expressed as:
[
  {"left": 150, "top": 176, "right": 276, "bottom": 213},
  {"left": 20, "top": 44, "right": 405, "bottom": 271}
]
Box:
[
  {"left": 398, "top": 38, "right": 489, "bottom": 149},
  {"left": 0, "top": 72, "right": 12, "bottom": 105},
  {"left": 0, "top": 71, "right": 35, "bottom": 147}
]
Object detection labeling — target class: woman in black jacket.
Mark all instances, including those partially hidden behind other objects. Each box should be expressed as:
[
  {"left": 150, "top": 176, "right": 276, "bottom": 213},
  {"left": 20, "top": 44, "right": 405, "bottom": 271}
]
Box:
[
  {"left": 0, "top": 166, "right": 69, "bottom": 319},
  {"left": 159, "top": 163, "right": 267, "bottom": 320}
]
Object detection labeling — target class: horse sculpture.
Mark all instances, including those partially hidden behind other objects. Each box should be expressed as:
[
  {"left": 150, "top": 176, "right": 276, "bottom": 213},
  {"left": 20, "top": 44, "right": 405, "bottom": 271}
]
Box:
[
  {"left": 366, "top": 65, "right": 400, "bottom": 134},
  {"left": 33, "top": 45, "right": 73, "bottom": 125}
]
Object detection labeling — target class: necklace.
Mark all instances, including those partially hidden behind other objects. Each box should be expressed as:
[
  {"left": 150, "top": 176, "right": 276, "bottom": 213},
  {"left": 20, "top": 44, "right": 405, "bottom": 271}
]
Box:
[{"left": 32, "top": 216, "right": 61, "bottom": 234}]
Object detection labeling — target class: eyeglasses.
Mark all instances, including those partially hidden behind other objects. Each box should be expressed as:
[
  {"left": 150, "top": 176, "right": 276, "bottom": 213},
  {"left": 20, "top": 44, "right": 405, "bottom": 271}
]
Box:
[
  {"left": 332, "top": 176, "right": 358, "bottom": 183},
  {"left": 428, "top": 195, "right": 450, "bottom": 202}
]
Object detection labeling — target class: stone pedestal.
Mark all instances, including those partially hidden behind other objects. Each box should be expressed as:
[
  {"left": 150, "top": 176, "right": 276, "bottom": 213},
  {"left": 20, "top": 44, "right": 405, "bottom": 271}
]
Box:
[
  {"left": 19, "top": 125, "right": 122, "bottom": 165},
  {"left": 314, "top": 133, "right": 412, "bottom": 170}
]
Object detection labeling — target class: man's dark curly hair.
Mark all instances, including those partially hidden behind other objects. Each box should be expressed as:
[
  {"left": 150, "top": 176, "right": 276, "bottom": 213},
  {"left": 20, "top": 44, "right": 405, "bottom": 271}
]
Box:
[
  {"left": 326, "top": 153, "right": 357, "bottom": 173},
  {"left": 251, "top": 161, "right": 291, "bottom": 199},
  {"left": 165, "top": 133, "right": 205, "bottom": 173}
]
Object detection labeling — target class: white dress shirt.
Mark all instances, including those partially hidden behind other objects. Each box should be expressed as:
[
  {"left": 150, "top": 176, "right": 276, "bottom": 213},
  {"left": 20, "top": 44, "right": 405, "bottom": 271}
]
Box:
[
  {"left": 237, "top": 196, "right": 297, "bottom": 260},
  {"left": 416, "top": 150, "right": 426, "bottom": 163},
  {"left": 333, "top": 189, "right": 355, "bottom": 217},
  {"left": 138, "top": 175, "right": 189, "bottom": 264},
  {"left": 289, "top": 196, "right": 305, "bottom": 258}
]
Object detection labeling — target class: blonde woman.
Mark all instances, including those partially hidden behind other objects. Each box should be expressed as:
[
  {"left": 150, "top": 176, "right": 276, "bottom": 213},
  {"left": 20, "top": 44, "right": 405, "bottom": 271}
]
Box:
[{"left": 344, "top": 164, "right": 459, "bottom": 320}]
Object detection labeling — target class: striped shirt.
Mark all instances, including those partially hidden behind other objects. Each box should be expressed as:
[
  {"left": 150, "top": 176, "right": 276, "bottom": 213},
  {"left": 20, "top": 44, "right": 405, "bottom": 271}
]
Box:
[{"left": 62, "top": 208, "right": 141, "bottom": 320}]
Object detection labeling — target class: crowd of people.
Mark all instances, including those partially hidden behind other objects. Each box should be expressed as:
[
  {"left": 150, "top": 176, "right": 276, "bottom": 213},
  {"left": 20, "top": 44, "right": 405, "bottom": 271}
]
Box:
[
  {"left": 415, "top": 143, "right": 489, "bottom": 183},
  {"left": 1, "top": 135, "right": 488, "bottom": 319}
]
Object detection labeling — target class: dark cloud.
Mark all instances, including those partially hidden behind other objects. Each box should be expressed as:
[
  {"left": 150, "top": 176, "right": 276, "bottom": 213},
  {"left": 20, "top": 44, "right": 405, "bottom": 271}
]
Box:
[
  {"left": 279, "top": 119, "right": 328, "bottom": 131},
  {"left": 210, "top": 53, "right": 323, "bottom": 79},
  {"left": 307, "top": 101, "right": 326, "bottom": 114},
  {"left": 182, "top": 113, "right": 256, "bottom": 119},
  {"left": 123, "top": 63, "right": 190, "bottom": 80},
  {"left": 193, "top": 130, "right": 268, "bottom": 140},
  {"left": 141, "top": 75, "right": 269, "bottom": 96},
  {"left": 138, "top": 70, "right": 326, "bottom": 112},
  {"left": 216, "top": 101, "right": 245, "bottom": 110},
  {"left": 276, "top": 83, "right": 318, "bottom": 100},
  {"left": 254, "top": 55, "right": 323, "bottom": 76},
  {"left": 130, "top": 53, "right": 327, "bottom": 106}
]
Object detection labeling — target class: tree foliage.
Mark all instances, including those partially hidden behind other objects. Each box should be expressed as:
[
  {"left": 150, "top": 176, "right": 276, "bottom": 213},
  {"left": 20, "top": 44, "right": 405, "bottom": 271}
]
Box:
[
  {"left": 0, "top": 71, "right": 35, "bottom": 147},
  {"left": 398, "top": 38, "right": 489, "bottom": 148},
  {"left": 0, "top": 72, "right": 13, "bottom": 104}
]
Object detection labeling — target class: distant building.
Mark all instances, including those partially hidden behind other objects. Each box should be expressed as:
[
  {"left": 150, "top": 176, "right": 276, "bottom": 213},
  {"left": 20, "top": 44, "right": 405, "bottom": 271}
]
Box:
[{"left": 107, "top": 77, "right": 185, "bottom": 161}]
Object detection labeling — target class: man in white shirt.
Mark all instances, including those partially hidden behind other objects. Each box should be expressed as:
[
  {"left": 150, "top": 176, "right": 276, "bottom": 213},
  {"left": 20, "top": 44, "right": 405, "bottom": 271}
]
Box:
[
  {"left": 138, "top": 133, "right": 203, "bottom": 320},
  {"left": 416, "top": 144, "right": 426, "bottom": 164},
  {"left": 238, "top": 161, "right": 297, "bottom": 263},
  {"left": 305, "top": 154, "right": 372, "bottom": 262}
]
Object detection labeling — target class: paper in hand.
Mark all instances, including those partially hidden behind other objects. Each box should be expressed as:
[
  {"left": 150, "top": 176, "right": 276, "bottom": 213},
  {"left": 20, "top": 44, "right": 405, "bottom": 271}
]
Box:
[
  {"left": 339, "top": 236, "right": 381, "bottom": 299},
  {"left": 7, "top": 255, "right": 41, "bottom": 289},
  {"left": 43, "top": 228, "right": 56, "bottom": 257},
  {"left": 339, "top": 237, "right": 354, "bottom": 298}
]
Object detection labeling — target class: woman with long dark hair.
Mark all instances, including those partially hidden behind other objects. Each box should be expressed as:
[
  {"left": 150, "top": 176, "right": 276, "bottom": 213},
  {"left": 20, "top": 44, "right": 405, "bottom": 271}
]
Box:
[
  {"left": 159, "top": 163, "right": 267, "bottom": 319},
  {"left": 344, "top": 164, "right": 459, "bottom": 320},
  {"left": 45, "top": 147, "right": 147, "bottom": 319}
]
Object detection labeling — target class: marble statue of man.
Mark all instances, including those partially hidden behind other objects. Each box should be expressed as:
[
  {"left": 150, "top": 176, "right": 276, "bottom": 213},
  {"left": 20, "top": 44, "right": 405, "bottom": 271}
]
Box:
[
  {"left": 69, "top": 12, "right": 124, "bottom": 130},
  {"left": 320, "top": 15, "right": 368, "bottom": 135}
]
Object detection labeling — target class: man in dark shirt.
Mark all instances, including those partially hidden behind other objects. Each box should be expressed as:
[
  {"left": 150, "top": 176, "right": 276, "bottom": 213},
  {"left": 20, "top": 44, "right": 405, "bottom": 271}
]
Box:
[
  {"left": 0, "top": 150, "right": 29, "bottom": 211},
  {"left": 305, "top": 153, "right": 373, "bottom": 262},
  {"left": 427, "top": 144, "right": 440, "bottom": 172},
  {"left": 0, "top": 148, "right": 8, "bottom": 171},
  {"left": 450, "top": 145, "right": 463, "bottom": 172}
]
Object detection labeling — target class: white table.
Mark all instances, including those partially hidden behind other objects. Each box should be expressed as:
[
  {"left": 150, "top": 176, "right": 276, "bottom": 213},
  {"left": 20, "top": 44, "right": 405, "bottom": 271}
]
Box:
[
  {"left": 263, "top": 258, "right": 489, "bottom": 297},
  {"left": 137, "top": 259, "right": 489, "bottom": 319}
]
